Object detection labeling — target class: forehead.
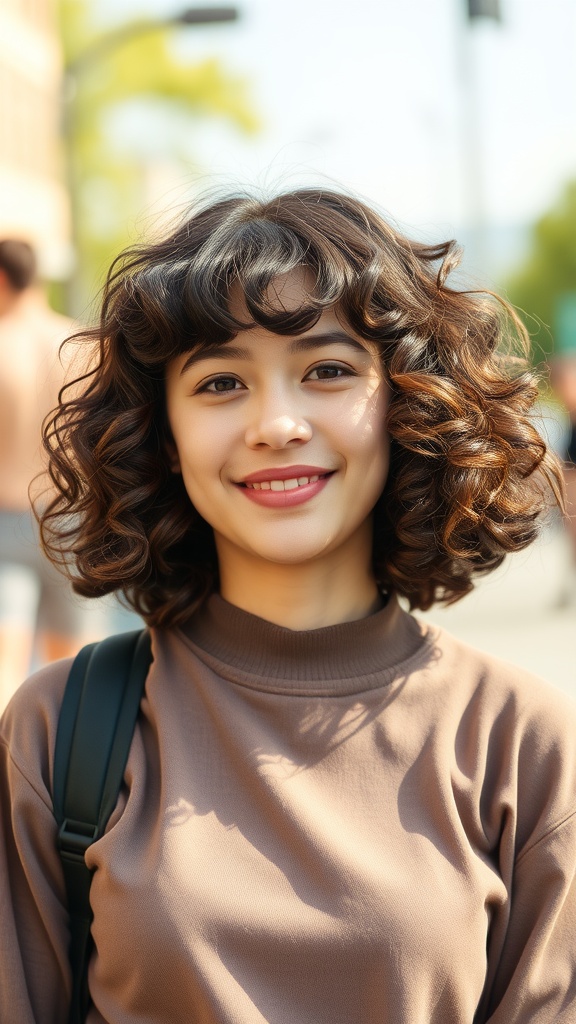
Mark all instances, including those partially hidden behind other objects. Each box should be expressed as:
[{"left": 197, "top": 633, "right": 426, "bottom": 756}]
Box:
[{"left": 227, "top": 266, "right": 316, "bottom": 321}]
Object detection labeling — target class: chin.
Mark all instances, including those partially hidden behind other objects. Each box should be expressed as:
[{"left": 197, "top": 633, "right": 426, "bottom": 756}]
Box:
[{"left": 255, "top": 541, "right": 335, "bottom": 566}]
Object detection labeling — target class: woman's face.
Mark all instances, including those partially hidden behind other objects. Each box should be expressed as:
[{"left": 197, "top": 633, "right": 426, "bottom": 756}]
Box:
[{"left": 165, "top": 270, "right": 390, "bottom": 576}]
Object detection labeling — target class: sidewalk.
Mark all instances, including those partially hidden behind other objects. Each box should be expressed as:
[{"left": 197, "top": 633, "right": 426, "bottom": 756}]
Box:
[{"left": 421, "top": 524, "right": 576, "bottom": 700}]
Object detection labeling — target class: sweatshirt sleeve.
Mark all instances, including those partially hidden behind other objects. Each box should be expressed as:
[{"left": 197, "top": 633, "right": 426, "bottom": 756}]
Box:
[
  {"left": 0, "top": 665, "right": 72, "bottom": 1024},
  {"left": 482, "top": 812, "right": 576, "bottom": 1022},
  {"left": 478, "top": 676, "right": 576, "bottom": 1024}
]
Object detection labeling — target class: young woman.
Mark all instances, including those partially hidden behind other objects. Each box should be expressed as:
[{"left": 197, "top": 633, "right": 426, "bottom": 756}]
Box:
[{"left": 1, "top": 188, "right": 575, "bottom": 1023}]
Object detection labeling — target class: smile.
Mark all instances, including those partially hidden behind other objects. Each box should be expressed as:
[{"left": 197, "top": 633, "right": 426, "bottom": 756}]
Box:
[
  {"left": 245, "top": 475, "right": 322, "bottom": 491},
  {"left": 237, "top": 472, "right": 334, "bottom": 508}
]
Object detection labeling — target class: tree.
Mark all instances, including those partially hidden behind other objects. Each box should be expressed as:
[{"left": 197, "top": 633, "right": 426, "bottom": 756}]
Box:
[
  {"left": 506, "top": 180, "right": 576, "bottom": 365},
  {"left": 59, "top": 0, "right": 258, "bottom": 315}
]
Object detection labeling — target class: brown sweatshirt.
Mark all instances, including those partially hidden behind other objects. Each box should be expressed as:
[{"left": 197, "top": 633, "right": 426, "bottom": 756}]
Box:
[{"left": 1, "top": 594, "right": 576, "bottom": 1023}]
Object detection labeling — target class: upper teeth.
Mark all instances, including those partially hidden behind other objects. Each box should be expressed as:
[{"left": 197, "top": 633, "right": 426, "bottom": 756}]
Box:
[{"left": 246, "top": 475, "right": 320, "bottom": 491}]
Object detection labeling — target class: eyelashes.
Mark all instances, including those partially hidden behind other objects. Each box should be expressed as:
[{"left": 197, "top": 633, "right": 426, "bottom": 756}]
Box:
[
  {"left": 198, "top": 376, "right": 241, "bottom": 394},
  {"left": 306, "top": 364, "right": 353, "bottom": 381},
  {"left": 195, "top": 363, "right": 357, "bottom": 395}
]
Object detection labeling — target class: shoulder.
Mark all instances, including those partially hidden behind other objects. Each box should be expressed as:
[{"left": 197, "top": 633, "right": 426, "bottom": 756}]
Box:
[
  {"left": 422, "top": 624, "right": 576, "bottom": 853},
  {"left": 0, "top": 628, "right": 163, "bottom": 798},
  {"left": 409, "top": 620, "right": 576, "bottom": 784},
  {"left": 423, "top": 620, "right": 576, "bottom": 729},
  {"left": 0, "top": 657, "right": 73, "bottom": 802},
  {"left": 41, "top": 310, "right": 75, "bottom": 351}
]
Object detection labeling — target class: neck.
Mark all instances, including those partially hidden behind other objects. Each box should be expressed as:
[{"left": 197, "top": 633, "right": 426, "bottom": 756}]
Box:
[
  {"left": 217, "top": 551, "right": 383, "bottom": 630},
  {"left": 0, "top": 285, "right": 39, "bottom": 318}
]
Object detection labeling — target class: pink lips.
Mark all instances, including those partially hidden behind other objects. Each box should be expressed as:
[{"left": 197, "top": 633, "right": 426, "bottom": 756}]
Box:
[{"left": 236, "top": 466, "right": 334, "bottom": 508}]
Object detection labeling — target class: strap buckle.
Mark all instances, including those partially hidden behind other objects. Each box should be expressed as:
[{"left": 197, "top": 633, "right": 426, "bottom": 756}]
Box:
[{"left": 57, "top": 819, "right": 99, "bottom": 863}]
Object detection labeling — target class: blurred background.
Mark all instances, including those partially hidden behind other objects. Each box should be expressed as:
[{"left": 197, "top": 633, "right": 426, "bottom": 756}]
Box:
[{"left": 0, "top": 0, "right": 574, "bottom": 709}]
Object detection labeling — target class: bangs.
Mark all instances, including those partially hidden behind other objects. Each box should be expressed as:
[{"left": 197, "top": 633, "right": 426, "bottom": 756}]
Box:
[
  {"left": 124, "top": 192, "right": 394, "bottom": 365},
  {"left": 181, "top": 218, "right": 349, "bottom": 339},
  {"left": 175, "top": 218, "right": 371, "bottom": 358},
  {"left": 114, "top": 189, "right": 453, "bottom": 372}
]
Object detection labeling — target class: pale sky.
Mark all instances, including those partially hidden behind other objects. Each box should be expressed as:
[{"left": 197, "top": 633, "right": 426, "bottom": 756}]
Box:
[{"left": 96, "top": 0, "right": 576, "bottom": 273}]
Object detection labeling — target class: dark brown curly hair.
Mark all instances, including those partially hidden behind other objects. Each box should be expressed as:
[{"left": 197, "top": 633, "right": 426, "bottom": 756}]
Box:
[{"left": 39, "top": 187, "right": 564, "bottom": 627}]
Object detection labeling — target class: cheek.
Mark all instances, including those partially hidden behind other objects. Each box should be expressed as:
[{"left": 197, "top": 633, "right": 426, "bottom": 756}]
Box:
[
  {"left": 176, "top": 455, "right": 223, "bottom": 530},
  {"left": 173, "top": 418, "right": 237, "bottom": 518},
  {"left": 345, "top": 387, "right": 389, "bottom": 472},
  {"left": 171, "top": 411, "right": 228, "bottom": 475}
]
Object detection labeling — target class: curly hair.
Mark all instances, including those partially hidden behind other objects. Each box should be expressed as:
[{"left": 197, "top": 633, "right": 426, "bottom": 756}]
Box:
[{"left": 39, "top": 187, "right": 564, "bottom": 627}]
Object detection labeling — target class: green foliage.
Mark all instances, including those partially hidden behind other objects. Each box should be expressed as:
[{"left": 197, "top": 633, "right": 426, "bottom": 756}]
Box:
[
  {"left": 506, "top": 181, "right": 576, "bottom": 365},
  {"left": 58, "top": 0, "right": 258, "bottom": 315}
]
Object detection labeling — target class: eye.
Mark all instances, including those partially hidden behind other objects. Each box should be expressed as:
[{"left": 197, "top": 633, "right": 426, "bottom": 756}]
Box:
[
  {"left": 305, "top": 363, "right": 355, "bottom": 381},
  {"left": 197, "top": 375, "right": 244, "bottom": 394}
]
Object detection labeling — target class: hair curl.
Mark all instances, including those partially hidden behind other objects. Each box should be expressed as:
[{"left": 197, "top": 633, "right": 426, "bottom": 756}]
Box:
[{"left": 39, "top": 188, "right": 564, "bottom": 627}]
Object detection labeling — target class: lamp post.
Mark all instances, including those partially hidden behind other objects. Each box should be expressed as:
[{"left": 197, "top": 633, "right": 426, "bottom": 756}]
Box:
[
  {"left": 457, "top": 0, "right": 501, "bottom": 279},
  {"left": 65, "top": 8, "right": 239, "bottom": 78},
  {"left": 467, "top": 0, "right": 500, "bottom": 19},
  {"left": 62, "top": 7, "right": 239, "bottom": 314}
]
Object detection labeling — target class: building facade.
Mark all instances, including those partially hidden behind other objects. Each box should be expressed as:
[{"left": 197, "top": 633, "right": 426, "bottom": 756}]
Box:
[{"left": 0, "top": 0, "right": 70, "bottom": 277}]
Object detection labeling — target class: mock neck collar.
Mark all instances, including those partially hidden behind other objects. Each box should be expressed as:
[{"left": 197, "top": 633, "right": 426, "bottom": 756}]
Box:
[{"left": 178, "top": 592, "right": 433, "bottom": 695}]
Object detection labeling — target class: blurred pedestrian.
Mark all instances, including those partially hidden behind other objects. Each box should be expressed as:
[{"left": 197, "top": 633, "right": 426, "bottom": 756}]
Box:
[
  {"left": 0, "top": 239, "right": 96, "bottom": 707},
  {"left": 549, "top": 294, "right": 576, "bottom": 605}
]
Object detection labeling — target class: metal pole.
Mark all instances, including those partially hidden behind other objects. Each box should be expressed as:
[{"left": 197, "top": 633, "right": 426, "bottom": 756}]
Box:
[
  {"left": 457, "top": 11, "right": 487, "bottom": 276},
  {"left": 467, "top": 0, "right": 500, "bottom": 20},
  {"left": 456, "top": 0, "right": 501, "bottom": 279}
]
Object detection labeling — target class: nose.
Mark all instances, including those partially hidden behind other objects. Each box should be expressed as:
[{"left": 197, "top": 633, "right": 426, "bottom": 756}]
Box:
[{"left": 244, "top": 387, "right": 313, "bottom": 449}]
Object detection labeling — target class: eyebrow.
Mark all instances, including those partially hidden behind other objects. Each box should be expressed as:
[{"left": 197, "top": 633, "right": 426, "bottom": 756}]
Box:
[{"left": 179, "top": 331, "right": 369, "bottom": 375}]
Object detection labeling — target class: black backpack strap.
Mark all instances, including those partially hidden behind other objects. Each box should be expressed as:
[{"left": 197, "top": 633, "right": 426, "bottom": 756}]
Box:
[{"left": 52, "top": 629, "right": 152, "bottom": 1024}]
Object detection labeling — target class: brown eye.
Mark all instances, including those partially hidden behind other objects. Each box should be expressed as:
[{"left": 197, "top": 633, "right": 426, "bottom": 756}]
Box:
[
  {"left": 306, "top": 364, "right": 352, "bottom": 381},
  {"left": 200, "top": 376, "right": 242, "bottom": 393}
]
